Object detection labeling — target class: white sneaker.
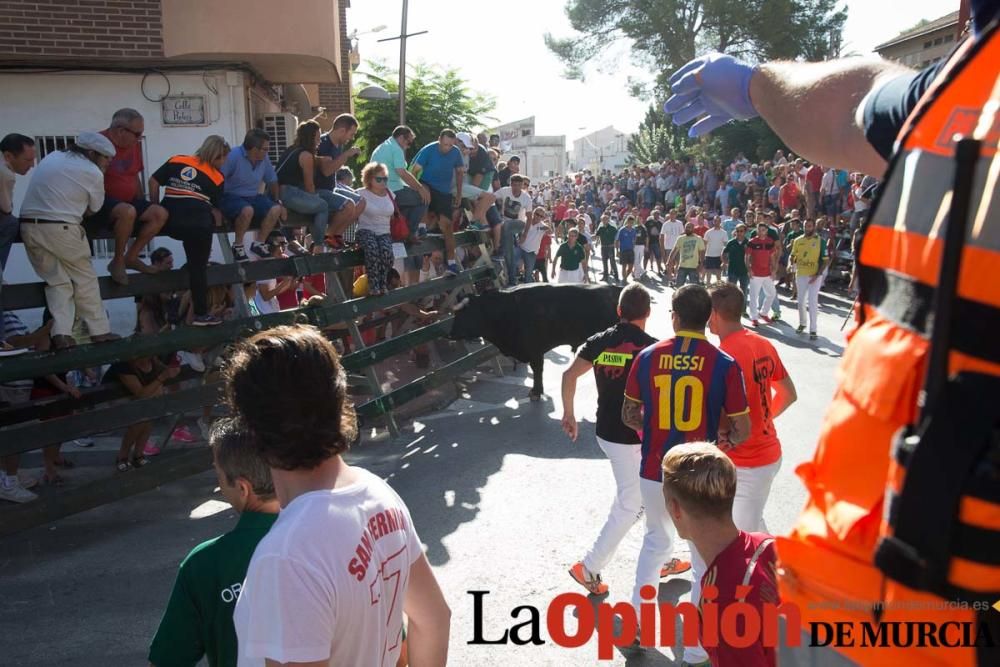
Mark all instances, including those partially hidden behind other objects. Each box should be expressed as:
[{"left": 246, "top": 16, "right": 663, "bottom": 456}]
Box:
[
  {"left": 70, "top": 438, "right": 95, "bottom": 448},
  {"left": 0, "top": 480, "right": 39, "bottom": 503},
  {"left": 179, "top": 350, "right": 206, "bottom": 373}
]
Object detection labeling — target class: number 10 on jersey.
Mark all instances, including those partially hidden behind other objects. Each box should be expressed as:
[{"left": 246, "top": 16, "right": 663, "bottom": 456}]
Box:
[{"left": 653, "top": 374, "right": 704, "bottom": 432}]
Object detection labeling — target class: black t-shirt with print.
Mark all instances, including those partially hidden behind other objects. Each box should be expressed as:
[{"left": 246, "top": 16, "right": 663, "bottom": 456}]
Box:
[
  {"left": 152, "top": 156, "right": 224, "bottom": 210},
  {"left": 577, "top": 322, "right": 657, "bottom": 444}
]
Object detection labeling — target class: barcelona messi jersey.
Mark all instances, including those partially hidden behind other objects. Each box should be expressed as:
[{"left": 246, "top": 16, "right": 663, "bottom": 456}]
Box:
[{"left": 625, "top": 331, "right": 749, "bottom": 481}]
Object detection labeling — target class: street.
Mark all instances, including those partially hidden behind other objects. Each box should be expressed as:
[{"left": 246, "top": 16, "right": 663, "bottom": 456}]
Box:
[{"left": 0, "top": 276, "right": 851, "bottom": 666}]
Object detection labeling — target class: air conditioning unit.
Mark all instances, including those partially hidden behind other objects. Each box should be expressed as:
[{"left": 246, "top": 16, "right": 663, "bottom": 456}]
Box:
[{"left": 260, "top": 112, "right": 298, "bottom": 165}]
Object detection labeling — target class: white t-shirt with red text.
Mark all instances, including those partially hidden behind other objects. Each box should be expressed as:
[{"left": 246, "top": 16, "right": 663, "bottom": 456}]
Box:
[{"left": 234, "top": 467, "right": 422, "bottom": 667}]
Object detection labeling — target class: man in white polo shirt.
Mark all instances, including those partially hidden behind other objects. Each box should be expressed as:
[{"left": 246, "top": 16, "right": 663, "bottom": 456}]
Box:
[{"left": 19, "top": 131, "right": 121, "bottom": 349}]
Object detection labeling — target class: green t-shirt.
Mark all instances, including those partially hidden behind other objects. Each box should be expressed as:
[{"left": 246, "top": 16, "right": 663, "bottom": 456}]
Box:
[
  {"left": 149, "top": 511, "right": 278, "bottom": 667},
  {"left": 723, "top": 237, "right": 749, "bottom": 277},
  {"left": 783, "top": 229, "right": 803, "bottom": 253},
  {"left": 675, "top": 234, "right": 706, "bottom": 269},
  {"left": 556, "top": 242, "right": 587, "bottom": 271},
  {"left": 596, "top": 223, "right": 618, "bottom": 246}
]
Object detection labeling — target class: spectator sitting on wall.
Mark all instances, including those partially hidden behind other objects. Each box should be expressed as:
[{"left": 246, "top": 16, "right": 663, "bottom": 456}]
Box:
[
  {"left": 83, "top": 108, "right": 170, "bottom": 285},
  {"left": 18, "top": 131, "right": 122, "bottom": 349},
  {"left": 410, "top": 129, "right": 465, "bottom": 277},
  {"left": 371, "top": 125, "right": 430, "bottom": 284},
  {"left": 453, "top": 132, "right": 497, "bottom": 232},
  {"left": 275, "top": 120, "right": 339, "bottom": 254},
  {"left": 334, "top": 167, "right": 361, "bottom": 202},
  {"left": 219, "top": 129, "right": 285, "bottom": 262},
  {"left": 315, "top": 114, "right": 363, "bottom": 248},
  {"left": 355, "top": 162, "right": 397, "bottom": 297},
  {"left": 148, "top": 134, "right": 230, "bottom": 327},
  {"left": 1, "top": 134, "right": 36, "bottom": 349},
  {"left": 148, "top": 418, "right": 278, "bottom": 667}
]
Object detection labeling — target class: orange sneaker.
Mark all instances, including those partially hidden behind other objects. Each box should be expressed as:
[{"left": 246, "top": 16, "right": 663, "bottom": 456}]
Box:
[
  {"left": 660, "top": 557, "right": 692, "bottom": 577},
  {"left": 569, "top": 561, "right": 609, "bottom": 595}
]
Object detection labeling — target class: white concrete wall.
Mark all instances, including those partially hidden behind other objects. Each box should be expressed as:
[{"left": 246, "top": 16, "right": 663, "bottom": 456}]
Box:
[
  {"left": 570, "top": 126, "right": 629, "bottom": 173},
  {"left": 0, "top": 69, "right": 251, "bottom": 332}
]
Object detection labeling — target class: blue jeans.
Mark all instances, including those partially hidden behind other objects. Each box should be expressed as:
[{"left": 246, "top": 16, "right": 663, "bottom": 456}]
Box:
[
  {"left": 500, "top": 218, "right": 525, "bottom": 284},
  {"left": 0, "top": 212, "right": 18, "bottom": 340},
  {"left": 512, "top": 246, "right": 536, "bottom": 283},
  {"left": 676, "top": 267, "right": 700, "bottom": 285},
  {"left": 727, "top": 273, "right": 749, "bottom": 309},
  {"left": 281, "top": 184, "right": 328, "bottom": 243}
]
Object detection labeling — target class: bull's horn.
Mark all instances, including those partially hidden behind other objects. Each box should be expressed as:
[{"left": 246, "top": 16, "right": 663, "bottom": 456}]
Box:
[{"left": 452, "top": 297, "right": 471, "bottom": 311}]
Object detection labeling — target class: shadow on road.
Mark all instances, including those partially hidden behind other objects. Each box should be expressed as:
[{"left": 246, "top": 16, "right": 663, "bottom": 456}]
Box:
[{"left": 353, "top": 352, "right": 606, "bottom": 567}]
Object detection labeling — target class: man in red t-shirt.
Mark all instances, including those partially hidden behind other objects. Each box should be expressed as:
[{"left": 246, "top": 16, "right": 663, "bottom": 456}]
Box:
[
  {"left": 778, "top": 176, "right": 800, "bottom": 218},
  {"left": 88, "top": 109, "right": 169, "bottom": 284},
  {"left": 661, "top": 442, "right": 779, "bottom": 667},
  {"left": 709, "top": 283, "right": 797, "bottom": 532},
  {"left": 745, "top": 222, "right": 779, "bottom": 326}
]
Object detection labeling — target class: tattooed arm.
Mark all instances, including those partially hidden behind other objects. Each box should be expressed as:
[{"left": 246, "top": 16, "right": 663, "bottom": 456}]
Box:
[{"left": 621, "top": 397, "right": 644, "bottom": 433}]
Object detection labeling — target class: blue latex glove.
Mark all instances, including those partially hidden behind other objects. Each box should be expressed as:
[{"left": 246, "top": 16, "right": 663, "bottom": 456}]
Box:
[{"left": 663, "top": 53, "right": 758, "bottom": 137}]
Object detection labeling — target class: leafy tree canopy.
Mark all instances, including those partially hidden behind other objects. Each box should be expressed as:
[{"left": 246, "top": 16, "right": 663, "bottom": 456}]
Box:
[
  {"left": 546, "top": 0, "right": 847, "bottom": 96},
  {"left": 351, "top": 61, "right": 496, "bottom": 167}
]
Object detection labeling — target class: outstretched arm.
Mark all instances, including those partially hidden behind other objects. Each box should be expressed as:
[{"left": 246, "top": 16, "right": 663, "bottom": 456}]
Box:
[
  {"left": 664, "top": 53, "right": 911, "bottom": 175},
  {"left": 748, "top": 59, "right": 908, "bottom": 176}
]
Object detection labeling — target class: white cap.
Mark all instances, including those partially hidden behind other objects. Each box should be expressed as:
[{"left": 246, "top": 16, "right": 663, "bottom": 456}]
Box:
[
  {"left": 76, "top": 131, "right": 116, "bottom": 158},
  {"left": 455, "top": 131, "right": 475, "bottom": 149}
]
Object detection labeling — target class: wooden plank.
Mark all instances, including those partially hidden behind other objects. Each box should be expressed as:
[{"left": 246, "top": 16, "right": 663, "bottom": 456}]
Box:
[
  {"left": 2, "top": 231, "right": 488, "bottom": 311},
  {"left": 0, "top": 265, "right": 490, "bottom": 384},
  {"left": 0, "top": 447, "right": 214, "bottom": 538},
  {"left": 0, "top": 367, "right": 202, "bottom": 427},
  {"left": 340, "top": 318, "right": 454, "bottom": 372},
  {"left": 1, "top": 317, "right": 464, "bottom": 453},
  {"left": 0, "top": 383, "right": 220, "bottom": 456},
  {"left": 356, "top": 345, "right": 499, "bottom": 419}
]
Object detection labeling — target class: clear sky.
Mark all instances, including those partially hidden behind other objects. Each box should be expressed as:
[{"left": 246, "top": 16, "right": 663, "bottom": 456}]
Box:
[{"left": 348, "top": 0, "right": 955, "bottom": 142}]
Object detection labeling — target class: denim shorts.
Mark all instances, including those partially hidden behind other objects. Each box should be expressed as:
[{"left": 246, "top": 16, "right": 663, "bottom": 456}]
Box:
[{"left": 219, "top": 194, "right": 278, "bottom": 223}]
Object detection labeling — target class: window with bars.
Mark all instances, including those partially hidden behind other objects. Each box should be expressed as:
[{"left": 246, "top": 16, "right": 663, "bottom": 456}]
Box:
[{"left": 33, "top": 134, "right": 151, "bottom": 261}]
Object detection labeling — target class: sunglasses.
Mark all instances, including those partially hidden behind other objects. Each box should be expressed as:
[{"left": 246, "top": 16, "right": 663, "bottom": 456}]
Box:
[{"left": 373, "top": 176, "right": 389, "bottom": 184}]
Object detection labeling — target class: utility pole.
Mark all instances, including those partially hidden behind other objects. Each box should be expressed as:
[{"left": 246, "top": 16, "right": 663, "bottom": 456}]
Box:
[{"left": 377, "top": 0, "right": 427, "bottom": 125}]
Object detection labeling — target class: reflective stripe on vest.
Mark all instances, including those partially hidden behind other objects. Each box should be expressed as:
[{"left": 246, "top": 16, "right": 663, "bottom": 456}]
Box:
[{"left": 860, "top": 25, "right": 1000, "bottom": 377}]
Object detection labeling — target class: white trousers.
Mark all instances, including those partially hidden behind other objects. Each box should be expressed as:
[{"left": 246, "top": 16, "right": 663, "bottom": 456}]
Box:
[
  {"left": 633, "top": 245, "right": 646, "bottom": 278},
  {"left": 20, "top": 223, "right": 111, "bottom": 337},
  {"left": 748, "top": 275, "right": 776, "bottom": 319},
  {"left": 558, "top": 267, "right": 583, "bottom": 283},
  {"left": 732, "top": 459, "right": 781, "bottom": 533},
  {"left": 796, "top": 275, "right": 822, "bottom": 333},
  {"left": 582, "top": 439, "right": 643, "bottom": 574},
  {"left": 634, "top": 478, "right": 709, "bottom": 663}
]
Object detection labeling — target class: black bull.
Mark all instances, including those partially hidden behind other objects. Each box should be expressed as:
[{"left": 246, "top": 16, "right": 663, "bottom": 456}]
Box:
[{"left": 449, "top": 283, "right": 621, "bottom": 399}]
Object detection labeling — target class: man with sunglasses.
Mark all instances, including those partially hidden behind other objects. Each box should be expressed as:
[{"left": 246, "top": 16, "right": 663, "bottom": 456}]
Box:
[
  {"left": 372, "top": 125, "right": 428, "bottom": 284},
  {"left": 87, "top": 108, "right": 169, "bottom": 285}
]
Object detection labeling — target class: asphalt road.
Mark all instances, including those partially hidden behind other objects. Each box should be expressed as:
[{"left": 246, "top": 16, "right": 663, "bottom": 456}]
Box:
[{"left": 0, "top": 275, "right": 852, "bottom": 666}]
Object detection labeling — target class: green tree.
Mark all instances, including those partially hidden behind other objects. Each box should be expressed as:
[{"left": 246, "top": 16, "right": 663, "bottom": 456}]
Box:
[
  {"left": 545, "top": 0, "right": 847, "bottom": 96},
  {"left": 352, "top": 61, "right": 496, "bottom": 167},
  {"left": 546, "top": 0, "right": 845, "bottom": 166}
]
